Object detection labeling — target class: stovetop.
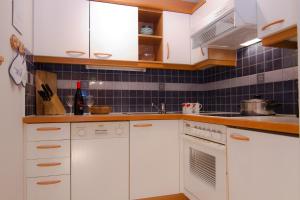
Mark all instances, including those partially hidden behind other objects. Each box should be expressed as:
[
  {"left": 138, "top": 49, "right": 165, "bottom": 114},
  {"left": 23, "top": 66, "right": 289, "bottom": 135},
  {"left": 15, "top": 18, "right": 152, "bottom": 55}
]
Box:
[{"left": 198, "top": 112, "right": 246, "bottom": 117}]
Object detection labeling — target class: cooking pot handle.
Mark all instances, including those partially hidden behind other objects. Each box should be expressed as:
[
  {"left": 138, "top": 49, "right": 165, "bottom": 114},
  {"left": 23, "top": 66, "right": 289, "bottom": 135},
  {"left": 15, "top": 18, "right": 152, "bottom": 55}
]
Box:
[
  {"left": 253, "top": 95, "right": 262, "bottom": 99},
  {"left": 266, "top": 101, "right": 281, "bottom": 110}
]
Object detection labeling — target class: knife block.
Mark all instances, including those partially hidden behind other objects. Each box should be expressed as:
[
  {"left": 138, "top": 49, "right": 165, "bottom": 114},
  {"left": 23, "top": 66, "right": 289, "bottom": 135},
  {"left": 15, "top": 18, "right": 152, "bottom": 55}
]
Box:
[{"left": 43, "top": 94, "right": 66, "bottom": 115}]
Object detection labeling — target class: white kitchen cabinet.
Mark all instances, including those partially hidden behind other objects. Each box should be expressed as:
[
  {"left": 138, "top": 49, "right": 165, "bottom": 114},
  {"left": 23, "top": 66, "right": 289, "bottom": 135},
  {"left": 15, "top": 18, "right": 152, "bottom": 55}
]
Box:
[
  {"left": 163, "top": 11, "right": 190, "bottom": 64},
  {"left": 25, "top": 123, "right": 71, "bottom": 200},
  {"left": 90, "top": 2, "right": 138, "bottom": 61},
  {"left": 130, "top": 120, "right": 180, "bottom": 199},
  {"left": 257, "top": 0, "right": 298, "bottom": 39},
  {"left": 227, "top": 128, "right": 300, "bottom": 200},
  {"left": 34, "top": 0, "right": 89, "bottom": 58}
]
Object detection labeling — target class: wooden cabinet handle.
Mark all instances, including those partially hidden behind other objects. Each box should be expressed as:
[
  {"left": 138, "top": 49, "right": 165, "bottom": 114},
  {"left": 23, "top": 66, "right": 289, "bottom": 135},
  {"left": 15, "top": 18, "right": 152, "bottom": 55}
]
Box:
[
  {"left": 230, "top": 134, "right": 250, "bottom": 142},
  {"left": 262, "top": 19, "right": 285, "bottom": 31},
  {"left": 200, "top": 47, "right": 205, "bottom": 56},
  {"left": 65, "top": 50, "right": 85, "bottom": 55},
  {"left": 133, "top": 124, "right": 153, "bottom": 128},
  {"left": 36, "top": 127, "right": 61, "bottom": 132},
  {"left": 37, "top": 162, "right": 62, "bottom": 167},
  {"left": 94, "top": 52, "right": 112, "bottom": 57},
  {"left": 36, "top": 145, "right": 62, "bottom": 149},
  {"left": 36, "top": 180, "right": 61, "bottom": 185},
  {"left": 167, "top": 43, "right": 170, "bottom": 60},
  {"left": 0, "top": 56, "right": 4, "bottom": 65}
]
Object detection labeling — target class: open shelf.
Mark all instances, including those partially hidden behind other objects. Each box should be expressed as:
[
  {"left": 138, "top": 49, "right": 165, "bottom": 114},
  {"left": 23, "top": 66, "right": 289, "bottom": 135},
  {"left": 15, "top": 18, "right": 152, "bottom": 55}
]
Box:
[
  {"left": 139, "top": 34, "right": 162, "bottom": 45},
  {"left": 138, "top": 8, "right": 163, "bottom": 62}
]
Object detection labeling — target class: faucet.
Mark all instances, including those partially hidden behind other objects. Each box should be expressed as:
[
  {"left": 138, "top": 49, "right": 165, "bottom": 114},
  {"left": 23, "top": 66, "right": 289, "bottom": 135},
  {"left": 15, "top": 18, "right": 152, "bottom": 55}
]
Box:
[{"left": 152, "top": 102, "right": 166, "bottom": 114}]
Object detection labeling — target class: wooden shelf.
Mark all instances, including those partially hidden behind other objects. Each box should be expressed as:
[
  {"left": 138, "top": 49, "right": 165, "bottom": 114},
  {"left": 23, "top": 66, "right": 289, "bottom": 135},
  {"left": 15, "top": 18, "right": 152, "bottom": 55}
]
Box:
[
  {"left": 139, "top": 34, "right": 162, "bottom": 45},
  {"left": 138, "top": 8, "right": 163, "bottom": 62}
]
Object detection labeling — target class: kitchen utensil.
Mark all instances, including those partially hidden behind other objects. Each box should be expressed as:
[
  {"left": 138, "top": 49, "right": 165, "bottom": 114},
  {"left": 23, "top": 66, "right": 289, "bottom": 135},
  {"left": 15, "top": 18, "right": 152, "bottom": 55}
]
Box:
[
  {"left": 35, "top": 70, "right": 57, "bottom": 114},
  {"left": 90, "top": 105, "right": 112, "bottom": 115},
  {"left": 38, "top": 90, "right": 47, "bottom": 101},
  {"left": 240, "top": 95, "right": 280, "bottom": 116},
  {"left": 45, "top": 84, "right": 54, "bottom": 97},
  {"left": 41, "top": 84, "right": 51, "bottom": 101}
]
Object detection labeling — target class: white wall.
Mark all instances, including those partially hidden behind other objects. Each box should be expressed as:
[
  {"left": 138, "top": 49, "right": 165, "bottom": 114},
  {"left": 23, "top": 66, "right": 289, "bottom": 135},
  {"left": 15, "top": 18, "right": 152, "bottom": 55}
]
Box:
[{"left": 0, "top": 0, "right": 33, "bottom": 200}]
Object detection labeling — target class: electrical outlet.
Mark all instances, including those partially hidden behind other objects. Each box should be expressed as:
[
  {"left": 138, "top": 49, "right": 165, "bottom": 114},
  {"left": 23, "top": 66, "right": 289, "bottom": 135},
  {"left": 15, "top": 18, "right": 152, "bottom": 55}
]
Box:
[
  {"left": 159, "top": 82, "right": 165, "bottom": 91},
  {"left": 257, "top": 73, "right": 265, "bottom": 84}
]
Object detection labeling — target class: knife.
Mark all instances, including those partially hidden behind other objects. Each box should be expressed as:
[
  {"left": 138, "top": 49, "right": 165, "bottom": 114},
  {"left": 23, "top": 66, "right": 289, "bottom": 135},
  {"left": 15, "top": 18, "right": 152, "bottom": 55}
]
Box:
[
  {"left": 45, "top": 84, "right": 53, "bottom": 97},
  {"left": 41, "top": 84, "right": 51, "bottom": 101},
  {"left": 38, "top": 90, "right": 47, "bottom": 101}
]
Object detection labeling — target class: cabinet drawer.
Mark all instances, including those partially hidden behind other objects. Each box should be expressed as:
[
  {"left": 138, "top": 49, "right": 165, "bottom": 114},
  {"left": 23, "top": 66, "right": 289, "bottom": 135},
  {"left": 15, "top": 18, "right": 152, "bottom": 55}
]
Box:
[
  {"left": 26, "top": 158, "right": 70, "bottom": 178},
  {"left": 27, "top": 175, "right": 70, "bottom": 200},
  {"left": 25, "top": 123, "right": 70, "bottom": 141},
  {"left": 26, "top": 140, "right": 70, "bottom": 159}
]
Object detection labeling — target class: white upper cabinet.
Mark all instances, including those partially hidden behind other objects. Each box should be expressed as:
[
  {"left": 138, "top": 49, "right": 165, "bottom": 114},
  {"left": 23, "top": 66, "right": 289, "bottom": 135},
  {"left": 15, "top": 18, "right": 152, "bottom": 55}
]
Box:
[
  {"left": 90, "top": 2, "right": 138, "bottom": 61},
  {"left": 227, "top": 128, "right": 300, "bottom": 200},
  {"left": 257, "top": 0, "right": 298, "bottom": 39},
  {"left": 163, "top": 11, "right": 190, "bottom": 64},
  {"left": 34, "top": 0, "right": 89, "bottom": 58}
]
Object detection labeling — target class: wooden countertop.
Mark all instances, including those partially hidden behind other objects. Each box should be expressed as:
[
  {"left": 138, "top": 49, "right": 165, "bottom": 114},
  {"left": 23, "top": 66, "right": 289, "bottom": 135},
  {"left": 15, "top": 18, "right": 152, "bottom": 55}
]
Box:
[{"left": 23, "top": 114, "right": 299, "bottom": 135}]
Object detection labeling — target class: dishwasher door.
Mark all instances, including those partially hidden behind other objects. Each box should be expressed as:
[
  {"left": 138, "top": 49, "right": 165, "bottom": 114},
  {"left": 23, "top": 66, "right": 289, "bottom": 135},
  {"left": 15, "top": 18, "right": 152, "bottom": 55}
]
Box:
[{"left": 71, "top": 122, "right": 129, "bottom": 200}]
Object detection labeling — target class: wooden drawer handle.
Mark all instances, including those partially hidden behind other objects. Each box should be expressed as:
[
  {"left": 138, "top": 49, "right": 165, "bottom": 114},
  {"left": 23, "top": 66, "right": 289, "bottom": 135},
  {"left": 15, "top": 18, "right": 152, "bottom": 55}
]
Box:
[
  {"left": 65, "top": 50, "right": 85, "bottom": 55},
  {"left": 37, "top": 162, "right": 62, "bottom": 167},
  {"left": 36, "top": 127, "right": 62, "bottom": 132},
  {"left": 36, "top": 145, "right": 62, "bottom": 149},
  {"left": 262, "top": 19, "right": 285, "bottom": 31},
  {"left": 133, "top": 124, "right": 153, "bottom": 128},
  {"left": 36, "top": 180, "right": 61, "bottom": 185},
  {"left": 0, "top": 56, "right": 4, "bottom": 65},
  {"left": 230, "top": 134, "right": 250, "bottom": 142},
  {"left": 94, "top": 52, "right": 112, "bottom": 57}
]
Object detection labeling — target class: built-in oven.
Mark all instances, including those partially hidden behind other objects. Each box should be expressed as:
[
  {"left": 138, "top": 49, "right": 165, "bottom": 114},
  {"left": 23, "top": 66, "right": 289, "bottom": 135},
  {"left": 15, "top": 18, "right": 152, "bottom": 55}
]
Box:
[{"left": 182, "top": 121, "right": 227, "bottom": 200}]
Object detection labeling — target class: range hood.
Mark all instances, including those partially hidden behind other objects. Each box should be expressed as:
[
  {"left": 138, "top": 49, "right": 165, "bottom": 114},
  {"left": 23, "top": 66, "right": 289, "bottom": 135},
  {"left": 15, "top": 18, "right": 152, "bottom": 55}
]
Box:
[{"left": 191, "top": 0, "right": 257, "bottom": 50}]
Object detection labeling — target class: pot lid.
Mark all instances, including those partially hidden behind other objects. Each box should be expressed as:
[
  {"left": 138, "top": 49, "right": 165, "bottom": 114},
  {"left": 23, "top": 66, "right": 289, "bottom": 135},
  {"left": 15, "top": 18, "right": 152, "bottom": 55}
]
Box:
[{"left": 241, "top": 98, "right": 266, "bottom": 103}]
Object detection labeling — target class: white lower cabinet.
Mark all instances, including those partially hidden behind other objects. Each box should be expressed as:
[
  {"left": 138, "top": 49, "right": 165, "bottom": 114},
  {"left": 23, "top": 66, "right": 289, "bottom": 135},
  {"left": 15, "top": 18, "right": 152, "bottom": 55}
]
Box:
[
  {"left": 24, "top": 123, "right": 71, "bottom": 200},
  {"left": 227, "top": 128, "right": 300, "bottom": 200},
  {"left": 130, "top": 120, "right": 180, "bottom": 199}
]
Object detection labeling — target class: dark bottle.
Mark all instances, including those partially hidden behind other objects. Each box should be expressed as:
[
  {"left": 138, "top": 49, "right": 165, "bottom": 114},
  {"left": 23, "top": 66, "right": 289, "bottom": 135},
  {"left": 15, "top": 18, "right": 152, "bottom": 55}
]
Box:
[{"left": 74, "top": 81, "right": 84, "bottom": 115}]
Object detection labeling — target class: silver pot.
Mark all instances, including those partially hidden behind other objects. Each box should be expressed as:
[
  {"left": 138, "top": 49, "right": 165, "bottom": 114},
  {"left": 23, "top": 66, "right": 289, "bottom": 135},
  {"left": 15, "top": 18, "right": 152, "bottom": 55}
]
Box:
[{"left": 240, "top": 97, "right": 279, "bottom": 116}]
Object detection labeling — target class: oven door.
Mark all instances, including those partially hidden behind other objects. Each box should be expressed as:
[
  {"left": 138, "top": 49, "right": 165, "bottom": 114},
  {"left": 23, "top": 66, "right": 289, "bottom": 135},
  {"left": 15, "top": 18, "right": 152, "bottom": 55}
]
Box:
[{"left": 182, "top": 134, "right": 227, "bottom": 200}]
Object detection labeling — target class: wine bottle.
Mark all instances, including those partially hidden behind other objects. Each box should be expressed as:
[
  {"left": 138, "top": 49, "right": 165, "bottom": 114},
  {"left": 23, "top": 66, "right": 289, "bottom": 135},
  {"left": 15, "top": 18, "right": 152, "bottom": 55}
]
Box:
[{"left": 74, "top": 81, "right": 84, "bottom": 115}]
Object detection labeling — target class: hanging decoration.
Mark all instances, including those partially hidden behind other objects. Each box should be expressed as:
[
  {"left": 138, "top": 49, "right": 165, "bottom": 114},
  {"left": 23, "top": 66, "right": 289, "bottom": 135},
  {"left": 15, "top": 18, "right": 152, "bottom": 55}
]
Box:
[{"left": 8, "top": 34, "right": 28, "bottom": 87}]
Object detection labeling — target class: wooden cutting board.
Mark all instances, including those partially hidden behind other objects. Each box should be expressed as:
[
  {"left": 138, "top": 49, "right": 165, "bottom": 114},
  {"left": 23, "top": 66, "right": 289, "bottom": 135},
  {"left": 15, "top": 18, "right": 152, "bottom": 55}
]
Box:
[{"left": 35, "top": 70, "right": 58, "bottom": 115}]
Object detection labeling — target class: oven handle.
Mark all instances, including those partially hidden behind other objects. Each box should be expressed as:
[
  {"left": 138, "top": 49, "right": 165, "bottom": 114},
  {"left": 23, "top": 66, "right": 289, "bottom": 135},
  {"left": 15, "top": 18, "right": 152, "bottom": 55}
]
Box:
[{"left": 181, "top": 134, "right": 225, "bottom": 151}]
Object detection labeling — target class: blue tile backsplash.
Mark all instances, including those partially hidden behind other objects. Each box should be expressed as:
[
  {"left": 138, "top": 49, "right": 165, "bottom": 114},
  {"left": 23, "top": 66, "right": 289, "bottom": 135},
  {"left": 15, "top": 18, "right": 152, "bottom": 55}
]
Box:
[{"left": 25, "top": 42, "right": 298, "bottom": 115}]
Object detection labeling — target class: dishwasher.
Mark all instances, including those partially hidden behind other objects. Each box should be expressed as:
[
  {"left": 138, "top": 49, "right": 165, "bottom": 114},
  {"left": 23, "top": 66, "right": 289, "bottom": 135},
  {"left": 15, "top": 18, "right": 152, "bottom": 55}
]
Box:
[{"left": 71, "top": 122, "right": 129, "bottom": 200}]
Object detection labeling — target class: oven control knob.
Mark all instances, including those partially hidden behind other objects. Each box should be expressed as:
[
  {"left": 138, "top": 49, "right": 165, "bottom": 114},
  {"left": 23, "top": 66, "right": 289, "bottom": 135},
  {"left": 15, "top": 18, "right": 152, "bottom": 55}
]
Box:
[
  {"left": 77, "top": 129, "right": 86, "bottom": 137},
  {"left": 116, "top": 128, "right": 123, "bottom": 135},
  {"left": 213, "top": 133, "right": 221, "bottom": 140}
]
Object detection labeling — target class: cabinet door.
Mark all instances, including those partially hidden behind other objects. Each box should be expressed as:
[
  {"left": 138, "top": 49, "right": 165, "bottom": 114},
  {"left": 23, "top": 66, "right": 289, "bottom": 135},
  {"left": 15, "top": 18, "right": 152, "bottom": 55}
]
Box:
[
  {"left": 163, "top": 12, "right": 190, "bottom": 64},
  {"left": 257, "top": 0, "right": 298, "bottom": 39},
  {"left": 228, "top": 128, "right": 300, "bottom": 200},
  {"left": 90, "top": 2, "right": 138, "bottom": 61},
  {"left": 191, "top": 46, "right": 208, "bottom": 65},
  {"left": 34, "top": 0, "right": 89, "bottom": 58},
  {"left": 130, "top": 120, "right": 180, "bottom": 199},
  {"left": 227, "top": 129, "right": 253, "bottom": 200}
]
